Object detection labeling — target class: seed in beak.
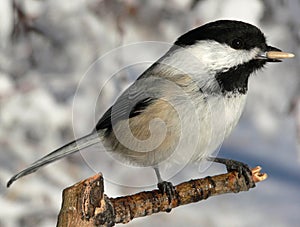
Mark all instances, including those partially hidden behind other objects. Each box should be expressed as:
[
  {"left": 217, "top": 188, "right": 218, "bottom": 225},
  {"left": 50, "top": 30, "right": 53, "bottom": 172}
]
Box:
[{"left": 266, "top": 51, "right": 295, "bottom": 59}]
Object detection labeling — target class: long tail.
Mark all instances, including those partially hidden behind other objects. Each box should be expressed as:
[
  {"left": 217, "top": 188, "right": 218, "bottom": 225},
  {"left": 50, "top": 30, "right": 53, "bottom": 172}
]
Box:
[{"left": 7, "top": 132, "right": 100, "bottom": 187}]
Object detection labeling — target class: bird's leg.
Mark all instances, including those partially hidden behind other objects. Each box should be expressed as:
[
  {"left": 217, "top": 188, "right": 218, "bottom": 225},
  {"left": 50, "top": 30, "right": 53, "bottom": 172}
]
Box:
[
  {"left": 154, "top": 167, "right": 175, "bottom": 212},
  {"left": 207, "top": 157, "right": 255, "bottom": 188}
]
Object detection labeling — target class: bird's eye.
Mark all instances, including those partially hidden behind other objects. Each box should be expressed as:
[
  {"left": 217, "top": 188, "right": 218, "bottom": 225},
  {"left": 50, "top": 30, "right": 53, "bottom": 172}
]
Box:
[{"left": 231, "top": 39, "right": 244, "bottom": 49}]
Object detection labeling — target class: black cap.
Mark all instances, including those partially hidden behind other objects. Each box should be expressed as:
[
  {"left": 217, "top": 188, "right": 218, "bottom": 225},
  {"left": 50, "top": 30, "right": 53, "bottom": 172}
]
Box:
[{"left": 175, "top": 20, "right": 267, "bottom": 51}]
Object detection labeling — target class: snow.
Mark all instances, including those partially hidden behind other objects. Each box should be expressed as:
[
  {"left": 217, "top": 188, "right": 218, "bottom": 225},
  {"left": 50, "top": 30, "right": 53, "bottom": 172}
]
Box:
[
  {"left": 0, "top": 0, "right": 299, "bottom": 226},
  {"left": 0, "top": 0, "right": 13, "bottom": 47},
  {"left": 195, "top": 0, "right": 264, "bottom": 24}
]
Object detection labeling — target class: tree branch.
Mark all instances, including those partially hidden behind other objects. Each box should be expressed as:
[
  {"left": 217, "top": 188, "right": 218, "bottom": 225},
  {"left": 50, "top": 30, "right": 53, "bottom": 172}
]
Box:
[{"left": 57, "top": 166, "right": 267, "bottom": 227}]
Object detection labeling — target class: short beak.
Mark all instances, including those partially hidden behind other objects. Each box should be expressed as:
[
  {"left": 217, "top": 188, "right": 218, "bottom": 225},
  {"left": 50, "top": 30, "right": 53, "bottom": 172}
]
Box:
[{"left": 256, "top": 45, "right": 295, "bottom": 62}]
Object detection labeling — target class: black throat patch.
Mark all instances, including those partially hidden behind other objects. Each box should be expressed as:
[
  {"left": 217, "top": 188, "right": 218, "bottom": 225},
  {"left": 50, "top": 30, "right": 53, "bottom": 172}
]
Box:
[{"left": 215, "top": 59, "right": 266, "bottom": 94}]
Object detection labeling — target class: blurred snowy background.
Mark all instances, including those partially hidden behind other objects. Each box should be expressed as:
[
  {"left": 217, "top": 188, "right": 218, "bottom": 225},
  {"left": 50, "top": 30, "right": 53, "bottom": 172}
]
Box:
[{"left": 1, "top": 0, "right": 300, "bottom": 226}]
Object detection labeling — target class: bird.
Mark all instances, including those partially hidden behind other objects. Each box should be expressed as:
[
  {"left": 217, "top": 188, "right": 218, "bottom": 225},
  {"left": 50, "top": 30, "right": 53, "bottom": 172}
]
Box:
[{"left": 7, "top": 20, "right": 294, "bottom": 198}]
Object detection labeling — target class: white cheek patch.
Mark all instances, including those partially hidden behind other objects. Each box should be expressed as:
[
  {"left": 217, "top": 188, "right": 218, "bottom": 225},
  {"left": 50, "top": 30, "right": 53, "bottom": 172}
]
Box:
[
  {"left": 186, "top": 40, "right": 260, "bottom": 73},
  {"left": 158, "top": 41, "right": 261, "bottom": 94}
]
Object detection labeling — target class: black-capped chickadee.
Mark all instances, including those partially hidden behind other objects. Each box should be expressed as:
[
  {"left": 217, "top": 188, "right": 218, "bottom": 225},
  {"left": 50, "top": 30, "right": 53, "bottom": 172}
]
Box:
[{"left": 7, "top": 20, "right": 294, "bottom": 197}]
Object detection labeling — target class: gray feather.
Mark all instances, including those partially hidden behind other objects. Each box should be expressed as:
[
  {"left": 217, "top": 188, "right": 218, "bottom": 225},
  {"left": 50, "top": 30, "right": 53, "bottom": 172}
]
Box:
[{"left": 7, "top": 133, "right": 100, "bottom": 187}]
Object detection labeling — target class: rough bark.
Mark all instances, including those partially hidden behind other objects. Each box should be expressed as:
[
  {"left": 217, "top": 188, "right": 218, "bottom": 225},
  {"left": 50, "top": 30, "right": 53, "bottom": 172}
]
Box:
[{"left": 57, "top": 166, "right": 266, "bottom": 227}]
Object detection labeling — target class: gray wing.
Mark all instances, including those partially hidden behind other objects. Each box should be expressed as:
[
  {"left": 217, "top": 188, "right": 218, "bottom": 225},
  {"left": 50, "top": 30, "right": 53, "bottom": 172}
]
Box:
[{"left": 95, "top": 76, "right": 162, "bottom": 133}]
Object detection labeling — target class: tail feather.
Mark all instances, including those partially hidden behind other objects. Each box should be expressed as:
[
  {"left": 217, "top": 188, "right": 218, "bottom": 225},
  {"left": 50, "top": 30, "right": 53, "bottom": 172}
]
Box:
[{"left": 7, "top": 132, "right": 100, "bottom": 187}]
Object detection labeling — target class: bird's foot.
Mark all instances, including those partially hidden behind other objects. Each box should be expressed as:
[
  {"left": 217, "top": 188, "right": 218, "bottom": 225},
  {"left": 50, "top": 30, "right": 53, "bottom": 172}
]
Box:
[
  {"left": 210, "top": 157, "right": 255, "bottom": 189},
  {"left": 157, "top": 181, "right": 175, "bottom": 212}
]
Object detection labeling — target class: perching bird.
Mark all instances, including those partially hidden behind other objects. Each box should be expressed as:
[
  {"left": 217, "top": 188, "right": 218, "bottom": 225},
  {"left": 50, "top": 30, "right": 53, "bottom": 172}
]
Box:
[{"left": 7, "top": 21, "right": 294, "bottom": 197}]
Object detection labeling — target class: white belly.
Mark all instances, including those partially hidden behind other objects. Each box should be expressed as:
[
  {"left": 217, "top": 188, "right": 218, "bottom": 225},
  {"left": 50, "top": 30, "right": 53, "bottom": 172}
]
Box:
[
  {"left": 172, "top": 92, "right": 247, "bottom": 164},
  {"left": 104, "top": 90, "right": 247, "bottom": 170}
]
